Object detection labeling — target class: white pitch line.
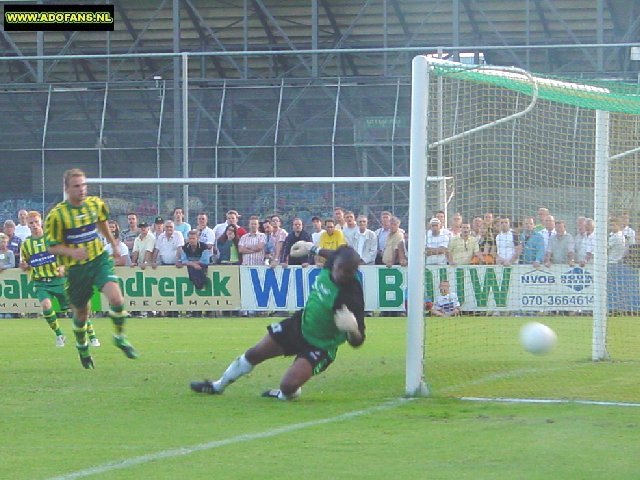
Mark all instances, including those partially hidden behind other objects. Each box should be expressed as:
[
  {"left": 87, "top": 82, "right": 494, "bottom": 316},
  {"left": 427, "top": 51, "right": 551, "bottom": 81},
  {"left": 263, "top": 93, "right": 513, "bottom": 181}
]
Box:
[
  {"left": 46, "top": 397, "right": 412, "bottom": 480},
  {"left": 460, "top": 396, "right": 640, "bottom": 408}
]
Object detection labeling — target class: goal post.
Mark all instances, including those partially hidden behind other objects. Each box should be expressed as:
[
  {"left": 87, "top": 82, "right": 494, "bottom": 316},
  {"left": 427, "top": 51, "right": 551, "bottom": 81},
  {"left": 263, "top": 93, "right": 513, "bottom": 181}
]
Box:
[{"left": 407, "top": 55, "right": 640, "bottom": 401}]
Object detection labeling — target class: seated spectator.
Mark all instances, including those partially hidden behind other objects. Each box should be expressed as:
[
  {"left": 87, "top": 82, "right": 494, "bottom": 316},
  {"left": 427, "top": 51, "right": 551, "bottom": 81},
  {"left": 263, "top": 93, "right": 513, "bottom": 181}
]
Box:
[
  {"left": 216, "top": 224, "right": 241, "bottom": 265},
  {"left": 430, "top": 280, "right": 461, "bottom": 317},
  {"left": 0, "top": 233, "right": 15, "bottom": 270},
  {"left": 447, "top": 223, "right": 480, "bottom": 265}
]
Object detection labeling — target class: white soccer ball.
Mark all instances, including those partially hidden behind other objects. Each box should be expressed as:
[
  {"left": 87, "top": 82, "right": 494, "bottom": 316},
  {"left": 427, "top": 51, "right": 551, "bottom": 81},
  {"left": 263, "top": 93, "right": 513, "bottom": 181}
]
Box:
[{"left": 519, "top": 321, "right": 557, "bottom": 355}]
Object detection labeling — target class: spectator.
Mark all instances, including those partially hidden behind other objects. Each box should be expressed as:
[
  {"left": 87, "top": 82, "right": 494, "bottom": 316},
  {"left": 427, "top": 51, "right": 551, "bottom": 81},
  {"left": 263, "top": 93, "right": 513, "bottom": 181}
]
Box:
[
  {"left": 382, "top": 216, "right": 405, "bottom": 267},
  {"left": 153, "top": 220, "right": 184, "bottom": 266},
  {"left": 173, "top": 207, "right": 191, "bottom": 239},
  {"left": 269, "top": 215, "right": 288, "bottom": 266},
  {"left": 374, "top": 211, "right": 392, "bottom": 265},
  {"left": 519, "top": 217, "right": 545, "bottom": 267},
  {"left": 0, "top": 233, "right": 15, "bottom": 271},
  {"left": 196, "top": 212, "right": 216, "bottom": 263},
  {"left": 3, "top": 219, "right": 21, "bottom": 267},
  {"left": 535, "top": 207, "right": 550, "bottom": 232},
  {"left": 470, "top": 216, "right": 484, "bottom": 239},
  {"left": 121, "top": 212, "right": 140, "bottom": 251},
  {"left": 540, "top": 215, "right": 556, "bottom": 251},
  {"left": 495, "top": 217, "right": 521, "bottom": 266},
  {"left": 317, "top": 219, "right": 347, "bottom": 266},
  {"left": 153, "top": 216, "right": 165, "bottom": 238},
  {"left": 425, "top": 217, "right": 448, "bottom": 265},
  {"left": 575, "top": 218, "right": 594, "bottom": 267},
  {"left": 104, "top": 220, "right": 131, "bottom": 266},
  {"left": 310, "top": 216, "right": 325, "bottom": 246},
  {"left": 130, "top": 222, "right": 155, "bottom": 268},
  {"left": 281, "top": 217, "right": 313, "bottom": 267},
  {"left": 351, "top": 215, "right": 377, "bottom": 265},
  {"left": 473, "top": 222, "right": 496, "bottom": 265},
  {"left": 447, "top": 223, "right": 480, "bottom": 265},
  {"left": 178, "top": 230, "right": 210, "bottom": 291},
  {"left": 608, "top": 217, "right": 626, "bottom": 264},
  {"left": 544, "top": 220, "right": 575, "bottom": 267},
  {"left": 238, "top": 216, "right": 267, "bottom": 266},
  {"left": 483, "top": 211, "right": 496, "bottom": 238},
  {"left": 620, "top": 212, "right": 636, "bottom": 248},
  {"left": 434, "top": 210, "right": 450, "bottom": 237},
  {"left": 216, "top": 224, "right": 241, "bottom": 265},
  {"left": 334, "top": 207, "right": 346, "bottom": 230},
  {"left": 260, "top": 220, "right": 275, "bottom": 264},
  {"left": 430, "top": 280, "right": 461, "bottom": 317},
  {"left": 213, "top": 209, "right": 247, "bottom": 240},
  {"left": 341, "top": 211, "right": 358, "bottom": 246},
  {"left": 15, "top": 209, "right": 31, "bottom": 241}
]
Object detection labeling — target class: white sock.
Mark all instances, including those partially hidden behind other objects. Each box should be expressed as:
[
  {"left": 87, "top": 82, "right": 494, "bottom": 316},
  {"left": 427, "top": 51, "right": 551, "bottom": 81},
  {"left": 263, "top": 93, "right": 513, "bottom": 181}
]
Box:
[
  {"left": 213, "top": 354, "right": 254, "bottom": 392},
  {"left": 277, "top": 387, "right": 302, "bottom": 401}
]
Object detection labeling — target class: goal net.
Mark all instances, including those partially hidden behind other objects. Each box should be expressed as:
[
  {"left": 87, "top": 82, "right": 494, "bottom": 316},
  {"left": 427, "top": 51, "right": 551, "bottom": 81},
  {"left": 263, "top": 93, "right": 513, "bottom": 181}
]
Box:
[{"left": 407, "top": 56, "right": 640, "bottom": 403}]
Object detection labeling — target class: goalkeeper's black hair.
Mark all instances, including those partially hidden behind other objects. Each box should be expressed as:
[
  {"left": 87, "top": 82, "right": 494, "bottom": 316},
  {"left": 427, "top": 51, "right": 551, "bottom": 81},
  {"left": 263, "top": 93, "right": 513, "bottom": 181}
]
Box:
[{"left": 324, "top": 245, "right": 361, "bottom": 272}]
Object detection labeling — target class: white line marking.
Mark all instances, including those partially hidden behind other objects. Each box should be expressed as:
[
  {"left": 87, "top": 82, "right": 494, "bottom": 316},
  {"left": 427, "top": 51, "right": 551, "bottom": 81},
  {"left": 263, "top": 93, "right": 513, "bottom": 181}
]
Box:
[
  {"left": 46, "top": 398, "right": 412, "bottom": 480},
  {"left": 460, "top": 396, "right": 640, "bottom": 408}
]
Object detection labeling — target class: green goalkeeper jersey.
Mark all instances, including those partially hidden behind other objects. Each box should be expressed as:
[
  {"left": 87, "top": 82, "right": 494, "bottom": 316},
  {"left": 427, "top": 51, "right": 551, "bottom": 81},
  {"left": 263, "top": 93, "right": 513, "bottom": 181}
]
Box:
[
  {"left": 301, "top": 268, "right": 349, "bottom": 353},
  {"left": 20, "top": 234, "right": 60, "bottom": 280}
]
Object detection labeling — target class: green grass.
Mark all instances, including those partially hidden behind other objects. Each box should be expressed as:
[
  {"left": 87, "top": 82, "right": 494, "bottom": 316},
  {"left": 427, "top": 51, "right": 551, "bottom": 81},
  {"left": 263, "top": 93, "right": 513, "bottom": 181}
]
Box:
[{"left": 1, "top": 316, "right": 639, "bottom": 479}]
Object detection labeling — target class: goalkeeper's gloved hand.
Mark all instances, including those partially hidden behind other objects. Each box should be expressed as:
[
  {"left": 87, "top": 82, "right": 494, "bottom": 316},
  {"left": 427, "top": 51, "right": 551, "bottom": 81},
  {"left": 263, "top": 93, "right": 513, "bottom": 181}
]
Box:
[
  {"left": 334, "top": 305, "right": 359, "bottom": 334},
  {"left": 290, "top": 241, "right": 315, "bottom": 257}
]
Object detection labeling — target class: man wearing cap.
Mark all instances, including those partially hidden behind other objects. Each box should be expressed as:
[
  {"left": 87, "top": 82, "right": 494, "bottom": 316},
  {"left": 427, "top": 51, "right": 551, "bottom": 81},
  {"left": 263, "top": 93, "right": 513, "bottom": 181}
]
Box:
[
  {"left": 426, "top": 217, "right": 449, "bottom": 265},
  {"left": 153, "top": 216, "right": 165, "bottom": 238},
  {"left": 130, "top": 222, "right": 156, "bottom": 268}
]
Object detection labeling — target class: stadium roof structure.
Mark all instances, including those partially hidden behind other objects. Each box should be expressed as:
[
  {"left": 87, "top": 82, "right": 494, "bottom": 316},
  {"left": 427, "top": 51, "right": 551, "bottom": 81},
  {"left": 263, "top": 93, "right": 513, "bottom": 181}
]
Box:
[{"left": 0, "top": 0, "right": 639, "bottom": 84}]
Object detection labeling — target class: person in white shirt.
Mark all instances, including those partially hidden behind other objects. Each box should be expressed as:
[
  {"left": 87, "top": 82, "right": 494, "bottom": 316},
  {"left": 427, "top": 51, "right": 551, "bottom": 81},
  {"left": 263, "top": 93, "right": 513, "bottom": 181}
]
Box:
[
  {"left": 130, "top": 222, "right": 156, "bottom": 268},
  {"left": 310, "top": 216, "right": 325, "bottom": 247},
  {"left": 430, "top": 280, "right": 461, "bottom": 317},
  {"left": 540, "top": 215, "right": 556, "bottom": 251},
  {"left": 350, "top": 215, "right": 377, "bottom": 265},
  {"left": 575, "top": 217, "right": 594, "bottom": 267},
  {"left": 341, "top": 211, "right": 359, "bottom": 246},
  {"left": 196, "top": 212, "right": 216, "bottom": 263},
  {"left": 238, "top": 216, "right": 267, "bottom": 266},
  {"left": 104, "top": 219, "right": 131, "bottom": 266},
  {"left": 14, "top": 209, "right": 31, "bottom": 241},
  {"left": 608, "top": 217, "right": 626, "bottom": 264},
  {"left": 425, "top": 217, "right": 449, "bottom": 265},
  {"left": 495, "top": 217, "right": 521, "bottom": 266},
  {"left": 620, "top": 212, "right": 636, "bottom": 248},
  {"left": 152, "top": 220, "right": 185, "bottom": 266}
]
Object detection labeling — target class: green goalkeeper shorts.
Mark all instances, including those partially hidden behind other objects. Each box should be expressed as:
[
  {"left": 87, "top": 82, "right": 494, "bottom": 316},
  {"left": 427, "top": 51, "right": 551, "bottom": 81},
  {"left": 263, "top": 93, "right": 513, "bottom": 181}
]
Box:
[
  {"left": 34, "top": 277, "right": 69, "bottom": 310},
  {"left": 66, "top": 251, "right": 119, "bottom": 307}
]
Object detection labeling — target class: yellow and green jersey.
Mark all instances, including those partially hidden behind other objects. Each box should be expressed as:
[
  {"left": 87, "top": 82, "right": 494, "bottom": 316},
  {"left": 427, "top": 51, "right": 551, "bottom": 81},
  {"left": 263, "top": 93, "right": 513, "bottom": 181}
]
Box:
[
  {"left": 20, "top": 234, "right": 60, "bottom": 280},
  {"left": 45, "top": 196, "right": 109, "bottom": 267}
]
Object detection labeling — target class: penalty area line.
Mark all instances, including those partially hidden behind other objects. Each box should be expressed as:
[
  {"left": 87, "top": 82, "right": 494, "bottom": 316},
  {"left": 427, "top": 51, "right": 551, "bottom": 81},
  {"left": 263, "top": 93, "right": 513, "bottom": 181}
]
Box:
[{"left": 47, "top": 397, "right": 412, "bottom": 480}]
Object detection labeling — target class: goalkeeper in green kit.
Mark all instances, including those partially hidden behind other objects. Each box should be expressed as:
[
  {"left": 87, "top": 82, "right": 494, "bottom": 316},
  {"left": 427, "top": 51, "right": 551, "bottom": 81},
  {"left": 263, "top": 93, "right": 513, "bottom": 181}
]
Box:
[{"left": 191, "top": 244, "right": 366, "bottom": 400}]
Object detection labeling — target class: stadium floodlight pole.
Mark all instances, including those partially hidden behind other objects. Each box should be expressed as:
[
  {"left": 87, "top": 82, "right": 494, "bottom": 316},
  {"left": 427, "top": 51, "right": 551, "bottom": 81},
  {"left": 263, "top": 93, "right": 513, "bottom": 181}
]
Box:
[{"left": 182, "top": 52, "right": 190, "bottom": 222}]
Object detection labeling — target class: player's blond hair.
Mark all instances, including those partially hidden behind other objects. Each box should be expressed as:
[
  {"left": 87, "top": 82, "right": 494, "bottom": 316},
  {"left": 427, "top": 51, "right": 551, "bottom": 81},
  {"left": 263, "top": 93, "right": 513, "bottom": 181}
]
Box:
[
  {"left": 63, "top": 168, "right": 86, "bottom": 188},
  {"left": 27, "top": 211, "right": 41, "bottom": 220}
]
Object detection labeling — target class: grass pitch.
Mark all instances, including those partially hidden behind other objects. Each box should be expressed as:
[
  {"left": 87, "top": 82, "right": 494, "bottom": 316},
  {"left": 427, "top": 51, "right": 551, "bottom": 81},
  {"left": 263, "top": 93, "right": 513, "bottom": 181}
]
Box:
[{"left": 1, "top": 315, "right": 639, "bottom": 479}]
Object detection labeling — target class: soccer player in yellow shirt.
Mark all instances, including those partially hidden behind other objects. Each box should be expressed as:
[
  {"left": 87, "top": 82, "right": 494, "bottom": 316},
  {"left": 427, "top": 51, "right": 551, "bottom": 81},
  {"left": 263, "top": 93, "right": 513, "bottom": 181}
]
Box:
[
  {"left": 45, "top": 168, "right": 137, "bottom": 368},
  {"left": 20, "top": 211, "right": 100, "bottom": 348}
]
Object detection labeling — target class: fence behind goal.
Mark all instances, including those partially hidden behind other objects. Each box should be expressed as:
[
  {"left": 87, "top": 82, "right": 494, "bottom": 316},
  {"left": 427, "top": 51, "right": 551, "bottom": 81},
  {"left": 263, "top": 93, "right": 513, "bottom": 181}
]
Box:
[{"left": 406, "top": 57, "right": 640, "bottom": 403}]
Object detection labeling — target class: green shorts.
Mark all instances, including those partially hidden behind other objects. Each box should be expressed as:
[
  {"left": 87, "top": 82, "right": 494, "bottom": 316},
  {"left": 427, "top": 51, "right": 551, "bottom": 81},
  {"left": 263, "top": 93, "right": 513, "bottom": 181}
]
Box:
[
  {"left": 66, "top": 251, "right": 118, "bottom": 307},
  {"left": 34, "top": 277, "right": 69, "bottom": 311}
]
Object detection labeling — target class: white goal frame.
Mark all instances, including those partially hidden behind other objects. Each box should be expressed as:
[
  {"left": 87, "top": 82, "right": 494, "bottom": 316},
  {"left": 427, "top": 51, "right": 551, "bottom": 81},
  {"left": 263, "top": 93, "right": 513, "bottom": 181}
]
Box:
[{"left": 405, "top": 55, "right": 640, "bottom": 397}]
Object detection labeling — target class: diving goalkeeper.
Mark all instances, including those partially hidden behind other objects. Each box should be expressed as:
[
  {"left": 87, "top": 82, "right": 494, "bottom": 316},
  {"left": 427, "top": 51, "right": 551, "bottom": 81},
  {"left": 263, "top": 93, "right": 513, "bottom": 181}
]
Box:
[{"left": 190, "top": 244, "right": 366, "bottom": 400}]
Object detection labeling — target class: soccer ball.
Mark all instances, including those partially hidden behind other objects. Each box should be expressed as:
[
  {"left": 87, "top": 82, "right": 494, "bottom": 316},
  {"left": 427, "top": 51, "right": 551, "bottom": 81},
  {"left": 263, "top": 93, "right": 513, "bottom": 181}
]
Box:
[{"left": 519, "top": 321, "right": 557, "bottom": 355}]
